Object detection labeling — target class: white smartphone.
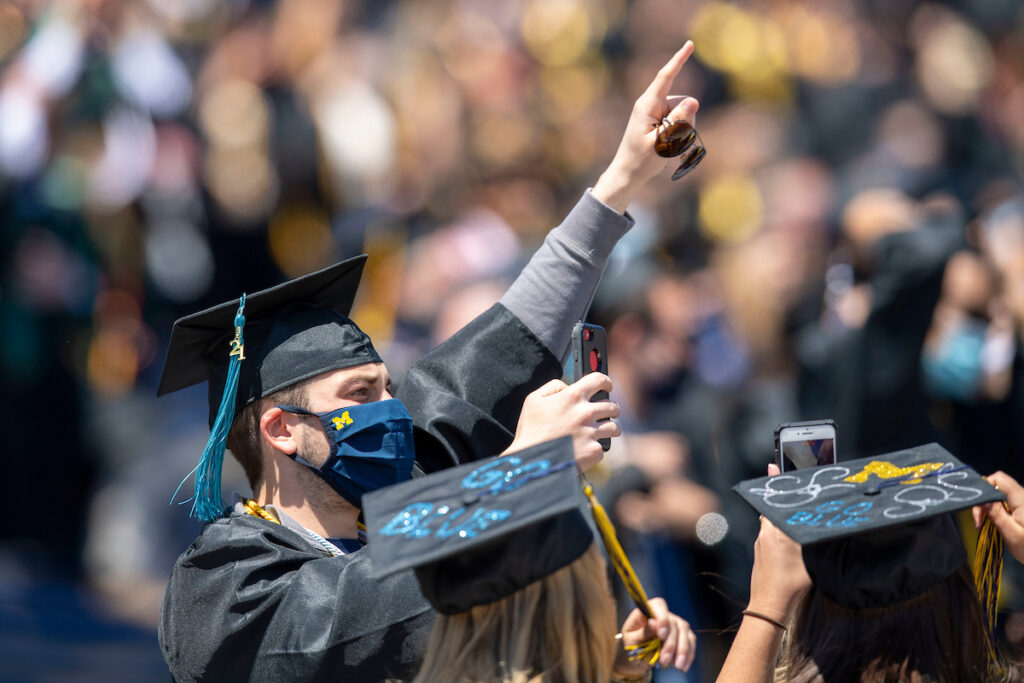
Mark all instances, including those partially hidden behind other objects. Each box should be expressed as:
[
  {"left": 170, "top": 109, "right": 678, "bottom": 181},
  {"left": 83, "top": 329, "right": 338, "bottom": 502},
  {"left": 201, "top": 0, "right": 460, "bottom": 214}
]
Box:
[{"left": 774, "top": 420, "right": 838, "bottom": 472}]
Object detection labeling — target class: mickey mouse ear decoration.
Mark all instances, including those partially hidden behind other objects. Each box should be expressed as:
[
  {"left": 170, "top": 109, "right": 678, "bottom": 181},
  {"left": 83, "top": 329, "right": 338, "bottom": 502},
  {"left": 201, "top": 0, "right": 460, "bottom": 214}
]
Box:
[{"left": 733, "top": 443, "right": 1002, "bottom": 547}]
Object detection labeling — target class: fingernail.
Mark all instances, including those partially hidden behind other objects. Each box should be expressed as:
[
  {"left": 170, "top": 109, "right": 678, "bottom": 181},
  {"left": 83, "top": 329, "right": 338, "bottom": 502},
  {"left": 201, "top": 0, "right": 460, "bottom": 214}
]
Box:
[
  {"left": 658, "top": 626, "right": 669, "bottom": 639},
  {"left": 676, "top": 655, "right": 687, "bottom": 670}
]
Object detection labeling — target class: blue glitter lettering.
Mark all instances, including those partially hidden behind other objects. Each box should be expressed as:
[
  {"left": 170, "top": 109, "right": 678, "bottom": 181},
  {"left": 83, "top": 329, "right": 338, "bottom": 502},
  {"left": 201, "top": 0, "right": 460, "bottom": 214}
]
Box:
[
  {"left": 436, "top": 507, "right": 512, "bottom": 539},
  {"left": 462, "top": 457, "right": 522, "bottom": 490},
  {"left": 787, "top": 511, "right": 815, "bottom": 525},
  {"left": 843, "top": 502, "right": 873, "bottom": 516},
  {"left": 461, "top": 456, "right": 552, "bottom": 494},
  {"left": 435, "top": 507, "right": 469, "bottom": 539},
  {"left": 380, "top": 503, "right": 435, "bottom": 537},
  {"left": 815, "top": 500, "right": 844, "bottom": 514}
]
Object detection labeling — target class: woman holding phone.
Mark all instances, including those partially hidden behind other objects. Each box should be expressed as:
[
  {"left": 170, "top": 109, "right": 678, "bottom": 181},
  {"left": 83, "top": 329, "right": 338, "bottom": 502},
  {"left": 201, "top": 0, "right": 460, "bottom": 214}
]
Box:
[{"left": 718, "top": 459, "right": 1024, "bottom": 682}]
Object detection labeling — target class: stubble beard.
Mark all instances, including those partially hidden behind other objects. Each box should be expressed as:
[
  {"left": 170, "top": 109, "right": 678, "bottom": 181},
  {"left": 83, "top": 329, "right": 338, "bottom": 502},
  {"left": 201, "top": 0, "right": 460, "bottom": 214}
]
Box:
[{"left": 294, "top": 441, "right": 359, "bottom": 516}]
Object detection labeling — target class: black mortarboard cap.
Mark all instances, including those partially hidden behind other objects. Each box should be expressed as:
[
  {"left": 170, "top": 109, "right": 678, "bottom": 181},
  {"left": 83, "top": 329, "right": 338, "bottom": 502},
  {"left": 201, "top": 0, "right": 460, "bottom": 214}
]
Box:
[
  {"left": 157, "top": 254, "right": 382, "bottom": 426},
  {"left": 733, "top": 443, "right": 1005, "bottom": 609},
  {"left": 363, "top": 436, "right": 593, "bottom": 615}
]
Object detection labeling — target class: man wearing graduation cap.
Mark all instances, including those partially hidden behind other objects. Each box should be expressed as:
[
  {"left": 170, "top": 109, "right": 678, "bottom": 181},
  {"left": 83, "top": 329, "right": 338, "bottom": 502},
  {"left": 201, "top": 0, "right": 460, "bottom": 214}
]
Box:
[{"left": 158, "top": 43, "right": 704, "bottom": 682}]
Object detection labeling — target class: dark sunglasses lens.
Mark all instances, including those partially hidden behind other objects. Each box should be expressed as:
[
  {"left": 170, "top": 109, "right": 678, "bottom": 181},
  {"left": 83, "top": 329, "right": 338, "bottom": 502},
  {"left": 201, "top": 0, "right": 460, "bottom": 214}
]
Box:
[
  {"left": 670, "top": 145, "right": 706, "bottom": 181},
  {"left": 654, "top": 120, "right": 696, "bottom": 158}
]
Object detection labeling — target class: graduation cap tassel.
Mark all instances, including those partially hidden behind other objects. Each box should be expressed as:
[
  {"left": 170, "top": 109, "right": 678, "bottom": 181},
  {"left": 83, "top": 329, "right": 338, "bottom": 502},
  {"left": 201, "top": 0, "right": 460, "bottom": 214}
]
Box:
[
  {"left": 973, "top": 513, "right": 1006, "bottom": 676},
  {"left": 173, "top": 294, "right": 248, "bottom": 522},
  {"left": 583, "top": 482, "right": 662, "bottom": 667}
]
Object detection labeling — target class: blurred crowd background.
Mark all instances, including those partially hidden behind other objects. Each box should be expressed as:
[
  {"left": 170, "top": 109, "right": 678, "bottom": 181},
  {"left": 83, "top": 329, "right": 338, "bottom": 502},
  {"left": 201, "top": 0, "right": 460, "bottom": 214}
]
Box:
[{"left": 1, "top": 0, "right": 1023, "bottom": 680}]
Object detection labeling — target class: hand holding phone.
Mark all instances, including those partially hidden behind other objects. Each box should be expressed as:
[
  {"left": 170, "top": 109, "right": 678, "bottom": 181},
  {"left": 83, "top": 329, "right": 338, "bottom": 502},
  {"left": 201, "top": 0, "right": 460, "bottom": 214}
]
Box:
[
  {"left": 571, "top": 321, "right": 611, "bottom": 452},
  {"left": 774, "top": 420, "right": 838, "bottom": 472}
]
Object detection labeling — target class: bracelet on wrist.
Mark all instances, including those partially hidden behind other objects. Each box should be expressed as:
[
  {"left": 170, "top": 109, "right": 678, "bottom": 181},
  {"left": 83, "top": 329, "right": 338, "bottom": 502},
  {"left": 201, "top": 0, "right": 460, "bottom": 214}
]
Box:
[{"left": 742, "top": 608, "right": 788, "bottom": 631}]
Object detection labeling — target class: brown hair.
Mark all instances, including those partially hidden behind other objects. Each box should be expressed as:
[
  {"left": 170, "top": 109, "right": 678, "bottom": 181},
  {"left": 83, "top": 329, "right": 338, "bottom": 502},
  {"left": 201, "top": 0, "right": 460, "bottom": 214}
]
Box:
[
  {"left": 777, "top": 563, "right": 1022, "bottom": 683},
  {"left": 413, "top": 542, "right": 618, "bottom": 683},
  {"left": 226, "top": 382, "right": 310, "bottom": 490}
]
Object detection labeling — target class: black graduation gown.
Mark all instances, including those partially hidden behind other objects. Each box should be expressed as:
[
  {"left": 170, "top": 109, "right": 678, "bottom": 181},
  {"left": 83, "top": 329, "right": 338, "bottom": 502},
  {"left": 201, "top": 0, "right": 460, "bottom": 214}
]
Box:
[{"left": 159, "top": 304, "right": 561, "bottom": 682}]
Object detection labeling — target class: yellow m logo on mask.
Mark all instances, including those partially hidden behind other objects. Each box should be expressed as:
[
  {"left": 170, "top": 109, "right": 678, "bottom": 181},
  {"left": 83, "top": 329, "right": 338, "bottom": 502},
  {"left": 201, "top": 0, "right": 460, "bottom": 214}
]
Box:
[{"left": 331, "top": 411, "right": 354, "bottom": 431}]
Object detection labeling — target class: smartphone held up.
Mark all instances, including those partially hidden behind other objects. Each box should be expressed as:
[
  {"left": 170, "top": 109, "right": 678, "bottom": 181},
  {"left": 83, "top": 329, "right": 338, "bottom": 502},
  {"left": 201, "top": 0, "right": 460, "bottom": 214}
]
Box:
[
  {"left": 570, "top": 321, "right": 611, "bottom": 452},
  {"left": 774, "top": 419, "right": 838, "bottom": 472}
]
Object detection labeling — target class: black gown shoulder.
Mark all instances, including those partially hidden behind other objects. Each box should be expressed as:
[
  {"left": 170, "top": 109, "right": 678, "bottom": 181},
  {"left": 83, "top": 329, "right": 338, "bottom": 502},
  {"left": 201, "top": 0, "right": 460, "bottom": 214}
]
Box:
[{"left": 159, "top": 512, "right": 434, "bottom": 682}]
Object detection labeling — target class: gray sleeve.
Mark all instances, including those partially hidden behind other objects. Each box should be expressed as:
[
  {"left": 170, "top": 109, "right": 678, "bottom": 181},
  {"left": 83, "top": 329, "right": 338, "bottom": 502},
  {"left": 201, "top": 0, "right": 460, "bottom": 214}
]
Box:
[{"left": 499, "top": 189, "right": 634, "bottom": 363}]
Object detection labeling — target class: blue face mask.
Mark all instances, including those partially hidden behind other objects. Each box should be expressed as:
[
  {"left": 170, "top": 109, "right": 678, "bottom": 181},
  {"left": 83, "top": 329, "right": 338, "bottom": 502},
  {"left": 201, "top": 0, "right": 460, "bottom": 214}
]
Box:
[
  {"left": 276, "top": 399, "right": 416, "bottom": 507},
  {"left": 921, "top": 320, "right": 986, "bottom": 402}
]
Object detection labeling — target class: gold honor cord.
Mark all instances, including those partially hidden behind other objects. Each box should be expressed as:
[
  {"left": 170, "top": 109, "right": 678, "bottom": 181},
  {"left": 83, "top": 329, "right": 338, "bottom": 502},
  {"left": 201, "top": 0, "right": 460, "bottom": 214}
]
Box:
[
  {"left": 974, "top": 512, "right": 1006, "bottom": 676},
  {"left": 244, "top": 498, "right": 279, "bottom": 523},
  {"left": 244, "top": 499, "right": 369, "bottom": 532},
  {"left": 583, "top": 483, "right": 662, "bottom": 666}
]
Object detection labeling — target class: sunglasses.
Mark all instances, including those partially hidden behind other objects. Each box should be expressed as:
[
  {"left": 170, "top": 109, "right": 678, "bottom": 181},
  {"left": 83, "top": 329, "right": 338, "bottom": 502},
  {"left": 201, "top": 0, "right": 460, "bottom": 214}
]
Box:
[{"left": 654, "top": 118, "right": 706, "bottom": 181}]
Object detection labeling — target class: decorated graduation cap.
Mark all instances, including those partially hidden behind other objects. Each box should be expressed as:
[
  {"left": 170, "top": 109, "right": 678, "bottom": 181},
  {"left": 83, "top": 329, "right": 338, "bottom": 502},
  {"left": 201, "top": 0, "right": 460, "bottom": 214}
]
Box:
[
  {"left": 363, "top": 435, "right": 593, "bottom": 615},
  {"left": 158, "top": 255, "right": 382, "bottom": 521},
  {"left": 734, "top": 443, "right": 1003, "bottom": 549},
  {"left": 734, "top": 443, "right": 1007, "bottom": 666},
  {"left": 364, "top": 434, "right": 667, "bottom": 667}
]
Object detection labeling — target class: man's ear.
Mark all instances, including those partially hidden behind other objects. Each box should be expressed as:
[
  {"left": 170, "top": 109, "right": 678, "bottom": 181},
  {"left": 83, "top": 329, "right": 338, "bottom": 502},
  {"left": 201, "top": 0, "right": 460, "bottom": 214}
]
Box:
[{"left": 260, "top": 405, "right": 300, "bottom": 456}]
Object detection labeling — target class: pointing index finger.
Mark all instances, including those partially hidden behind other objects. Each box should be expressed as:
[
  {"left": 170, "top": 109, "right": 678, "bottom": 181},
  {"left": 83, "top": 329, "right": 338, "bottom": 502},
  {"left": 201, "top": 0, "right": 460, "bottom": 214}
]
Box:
[{"left": 644, "top": 41, "right": 695, "bottom": 101}]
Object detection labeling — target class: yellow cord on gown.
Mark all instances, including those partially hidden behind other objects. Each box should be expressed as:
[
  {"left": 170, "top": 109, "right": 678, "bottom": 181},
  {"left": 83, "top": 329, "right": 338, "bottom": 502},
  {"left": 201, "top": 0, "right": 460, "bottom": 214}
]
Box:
[
  {"left": 974, "top": 513, "right": 1006, "bottom": 676},
  {"left": 244, "top": 498, "right": 279, "bottom": 523},
  {"left": 243, "top": 499, "right": 366, "bottom": 532},
  {"left": 584, "top": 483, "right": 662, "bottom": 666}
]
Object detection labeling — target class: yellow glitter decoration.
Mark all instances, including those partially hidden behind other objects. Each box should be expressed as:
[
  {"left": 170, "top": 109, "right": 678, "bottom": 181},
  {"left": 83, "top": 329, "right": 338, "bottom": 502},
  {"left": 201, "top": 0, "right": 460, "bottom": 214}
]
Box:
[{"left": 844, "top": 460, "right": 945, "bottom": 485}]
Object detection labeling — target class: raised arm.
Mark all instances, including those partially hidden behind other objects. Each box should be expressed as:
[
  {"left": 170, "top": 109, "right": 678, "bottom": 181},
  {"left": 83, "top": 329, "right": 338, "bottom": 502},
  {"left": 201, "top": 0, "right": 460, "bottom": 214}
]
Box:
[
  {"left": 399, "top": 42, "right": 701, "bottom": 469},
  {"left": 500, "top": 41, "right": 700, "bottom": 363},
  {"left": 717, "top": 516, "right": 810, "bottom": 683}
]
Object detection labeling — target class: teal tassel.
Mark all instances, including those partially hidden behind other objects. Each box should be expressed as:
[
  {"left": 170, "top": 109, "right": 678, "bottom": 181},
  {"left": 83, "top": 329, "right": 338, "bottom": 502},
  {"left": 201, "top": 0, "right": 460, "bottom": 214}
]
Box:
[{"left": 171, "top": 294, "right": 247, "bottom": 522}]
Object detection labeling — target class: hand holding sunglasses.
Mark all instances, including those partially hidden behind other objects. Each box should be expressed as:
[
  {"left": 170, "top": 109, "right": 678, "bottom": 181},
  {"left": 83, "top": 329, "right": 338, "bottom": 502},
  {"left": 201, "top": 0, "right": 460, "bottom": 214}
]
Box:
[
  {"left": 654, "top": 118, "right": 706, "bottom": 181},
  {"left": 591, "top": 40, "right": 703, "bottom": 212}
]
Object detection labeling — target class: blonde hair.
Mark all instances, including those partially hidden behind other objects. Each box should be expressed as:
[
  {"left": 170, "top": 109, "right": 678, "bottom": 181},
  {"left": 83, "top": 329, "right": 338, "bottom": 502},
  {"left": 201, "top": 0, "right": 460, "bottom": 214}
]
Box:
[{"left": 413, "top": 542, "right": 618, "bottom": 683}]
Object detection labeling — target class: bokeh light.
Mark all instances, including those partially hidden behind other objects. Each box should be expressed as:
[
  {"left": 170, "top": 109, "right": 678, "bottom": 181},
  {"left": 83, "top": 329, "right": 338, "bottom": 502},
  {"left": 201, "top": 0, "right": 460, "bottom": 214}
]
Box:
[
  {"left": 521, "top": 0, "right": 599, "bottom": 66},
  {"left": 0, "top": 3, "right": 26, "bottom": 61},
  {"left": 0, "top": 86, "right": 48, "bottom": 178},
  {"left": 267, "top": 202, "right": 336, "bottom": 277},
  {"left": 776, "top": 3, "right": 861, "bottom": 86},
  {"left": 470, "top": 111, "right": 537, "bottom": 170},
  {"left": 912, "top": 5, "right": 994, "bottom": 115},
  {"left": 698, "top": 173, "right": 763, "bottom": 244},
  {"left": 205, "top": 146, "right": 279, "bottom": 225},
  {"left": 198, "top": 78, "right": 270, "bottom": 150},
  {"left": 692, "top": 2, "right": 790, "bottom": 102},
  {"left": 144, "top": 220, "right": 215, "bottom": 303}
]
